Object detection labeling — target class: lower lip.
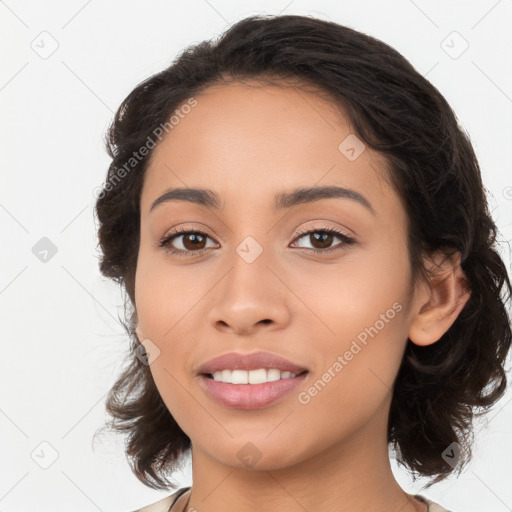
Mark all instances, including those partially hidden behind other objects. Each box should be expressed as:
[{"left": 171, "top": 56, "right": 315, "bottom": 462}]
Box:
[{"left": 199, "top": 372, "right": 308, "bottom": 410}]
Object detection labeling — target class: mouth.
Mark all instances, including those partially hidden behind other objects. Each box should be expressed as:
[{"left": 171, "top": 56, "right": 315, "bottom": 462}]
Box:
[
  {"left": 196, "top": 351, "right": 309, "bottom": 409},
  {"left": 198, "top": 370, "right": 309, "bottom": 410},
  {"left": 202, "top": 369, "right": 309, "bottom": 384}
]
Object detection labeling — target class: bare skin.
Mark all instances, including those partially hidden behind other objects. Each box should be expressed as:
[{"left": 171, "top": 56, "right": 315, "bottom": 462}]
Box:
[{"left": 134, "top": 80, "right": 470, "bottom": 512}]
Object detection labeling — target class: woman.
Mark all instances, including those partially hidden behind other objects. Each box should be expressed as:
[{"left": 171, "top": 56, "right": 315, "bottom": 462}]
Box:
[{"left": 94, "top": 14, "right": 512, "bottom": 512}]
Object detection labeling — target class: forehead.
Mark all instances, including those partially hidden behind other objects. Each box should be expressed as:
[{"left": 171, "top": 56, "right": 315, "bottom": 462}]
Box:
[{"left": 140, "top": 81, "right": 394, "bottom": 215}]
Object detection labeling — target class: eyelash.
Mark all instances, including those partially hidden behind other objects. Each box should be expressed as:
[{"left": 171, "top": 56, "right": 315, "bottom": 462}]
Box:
[{"left": 158, "top": 225, "right": 355, "bottom": 257}]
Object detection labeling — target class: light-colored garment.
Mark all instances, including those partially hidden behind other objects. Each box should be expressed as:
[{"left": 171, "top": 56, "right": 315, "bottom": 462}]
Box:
[
  {"left": 132, "top": 487, "right": 453, "bottom": 512},
  {"left": 131, "top": 486, "right": 188, "bottom": 512}
]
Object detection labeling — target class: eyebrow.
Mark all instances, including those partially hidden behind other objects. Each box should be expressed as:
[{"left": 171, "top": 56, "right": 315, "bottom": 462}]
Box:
[{"left": 149, "top": 185, "right": 376, "bottom": 216}]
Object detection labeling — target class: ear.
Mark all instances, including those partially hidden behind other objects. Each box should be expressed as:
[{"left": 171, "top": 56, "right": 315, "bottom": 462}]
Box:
[{"left": 409, "top": 251, "right": 471, "bottom": 346}]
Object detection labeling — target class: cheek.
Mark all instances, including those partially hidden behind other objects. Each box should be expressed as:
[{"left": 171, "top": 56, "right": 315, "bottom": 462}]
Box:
[
  {"left": 294, "top": 307, "right": 408, "bottom": 452},
  {"left": 299, "top": 248, "right": 411, "bottom": 416},
  {"left": 134, "top": 246, "right": 201, "bottom": 339},
  {"left": 297, "top": 248, "right": 410, "bottom": 348},
  {"left": 134, "top": 250, "right": 204, "bottom": 423}
]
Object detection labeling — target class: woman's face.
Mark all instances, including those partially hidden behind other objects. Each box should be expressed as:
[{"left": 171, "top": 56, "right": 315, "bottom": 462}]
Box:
[{"left": 134, "top": 81, "right": 421, "bottom": 470}]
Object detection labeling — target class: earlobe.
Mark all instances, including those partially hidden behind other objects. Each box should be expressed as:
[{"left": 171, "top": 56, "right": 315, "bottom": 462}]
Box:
[{"left": 409, "top": 251, "right": 471, "bottom": 347}]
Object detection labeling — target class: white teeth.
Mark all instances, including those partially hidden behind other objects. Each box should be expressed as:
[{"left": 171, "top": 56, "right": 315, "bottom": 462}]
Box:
[
  {"left": 248, "top": 368, "right": 267, "bottom": 384},
  {"left": 211, "top": 368, "right": 298, "bottom": 384},
  {"left": 267, "top": 369, "right": 281, "bottom": 382},
  {"left": 231, "top": 370, "right": 248, "bottom": 384}
]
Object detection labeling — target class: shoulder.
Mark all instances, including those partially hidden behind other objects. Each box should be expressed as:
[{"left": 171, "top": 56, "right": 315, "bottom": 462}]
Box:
[
  {"left": 130, "top": 487, "right": 191, "bottom": 512},
  {"left": 415, "top": 494, "right": 454, "bottom": 512}
]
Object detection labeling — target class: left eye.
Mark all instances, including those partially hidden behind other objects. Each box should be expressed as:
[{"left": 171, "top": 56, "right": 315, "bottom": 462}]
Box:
[
  {"left": 291, "top": 227, "right": 355, "bottom": 253},
  {"left": 158, "top": 226, "right": 355, "bottom": 256}
]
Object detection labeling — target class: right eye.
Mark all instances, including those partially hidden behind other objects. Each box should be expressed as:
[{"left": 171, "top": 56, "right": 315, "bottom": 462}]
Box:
[{"left": 158, "top": 227, "right": 218, "bottom": 256}]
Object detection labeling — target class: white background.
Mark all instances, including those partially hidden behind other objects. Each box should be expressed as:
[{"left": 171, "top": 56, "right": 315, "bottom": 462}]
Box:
[{"left": 1, "top": 1, "right": 511, "bottom": 511}]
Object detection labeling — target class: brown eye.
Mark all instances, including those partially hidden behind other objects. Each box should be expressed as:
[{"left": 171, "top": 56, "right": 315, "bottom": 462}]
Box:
[
  {"left": 159, "top": 228, "right": 216, "bottom": 256},
  {"left": 304, "top": 232, "right": 335, "bottom": 250},
  {"left": 180, "top": 232, "right": 207, "bottom": 250},
  {"left": 291, "top": 226, "right": 355, "bottom": 253}
]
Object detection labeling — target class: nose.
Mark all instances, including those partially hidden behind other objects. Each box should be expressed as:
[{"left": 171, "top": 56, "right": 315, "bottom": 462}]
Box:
[{"left": 206, "top": 248, "right": 291, "bottom": 336}]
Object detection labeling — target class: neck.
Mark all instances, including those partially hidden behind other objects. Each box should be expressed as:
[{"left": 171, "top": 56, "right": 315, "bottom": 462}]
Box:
[{"left": 183, "top": 396, "right": 426, "bottom": 512}]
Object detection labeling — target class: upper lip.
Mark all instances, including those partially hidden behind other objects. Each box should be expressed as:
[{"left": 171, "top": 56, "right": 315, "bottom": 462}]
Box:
[{"left": 197, "top": 351, "right": 309, "bottom": 375}]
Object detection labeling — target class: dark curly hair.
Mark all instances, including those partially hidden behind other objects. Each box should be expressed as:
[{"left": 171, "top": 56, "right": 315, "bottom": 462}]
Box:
[{"left": 93, "top": 13, "right": 512, "bottom": 490}]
